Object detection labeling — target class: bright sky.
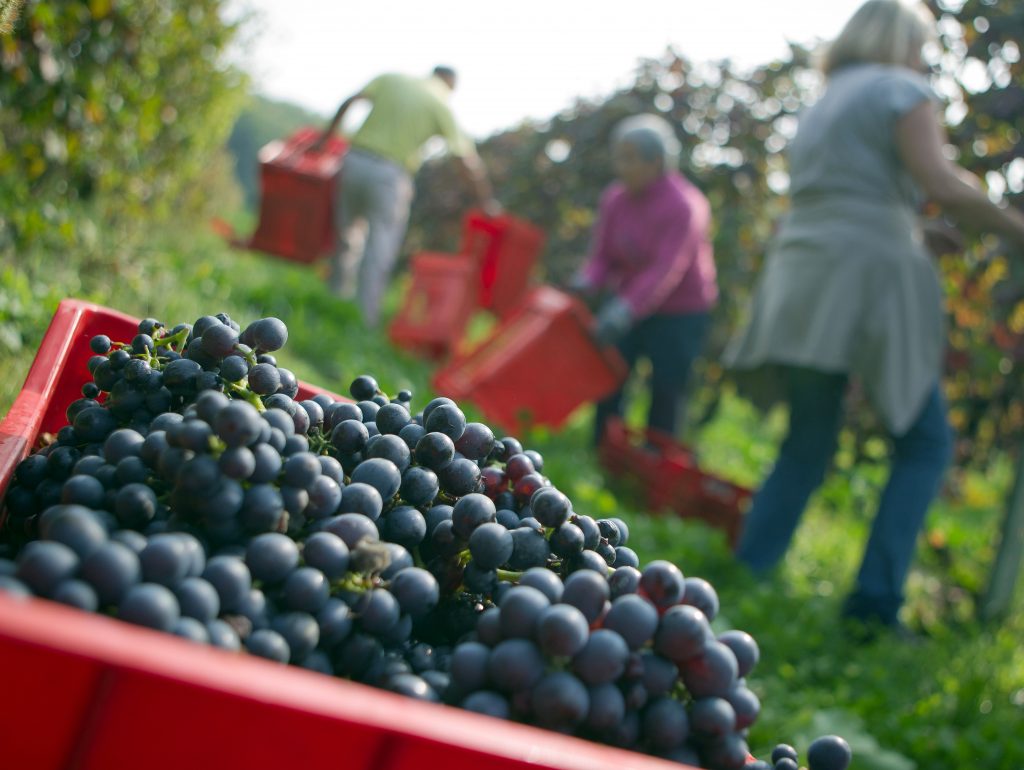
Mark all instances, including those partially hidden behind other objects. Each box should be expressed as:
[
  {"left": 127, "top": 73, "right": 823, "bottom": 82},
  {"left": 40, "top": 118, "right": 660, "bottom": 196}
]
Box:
[{"left": 232, "top": 0, "right": 865, "bottom": 138}]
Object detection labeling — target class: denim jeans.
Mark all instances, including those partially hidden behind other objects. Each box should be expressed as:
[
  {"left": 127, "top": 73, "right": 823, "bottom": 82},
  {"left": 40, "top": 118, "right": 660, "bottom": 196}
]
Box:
[
  {"left": 594, "top": 311, "right": 711, "bottom": 445},
  {"left": 330, "top": 149, "right": 415, "bottom": 328},
  {"left": 735, "top": 367, "right": 953, "bottom": 625}
]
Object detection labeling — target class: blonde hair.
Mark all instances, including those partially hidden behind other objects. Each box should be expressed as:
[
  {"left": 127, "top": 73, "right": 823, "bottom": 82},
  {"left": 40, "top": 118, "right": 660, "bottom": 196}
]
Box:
[{"left": 822, "top": 0, "right": 937, "bottom": 75}]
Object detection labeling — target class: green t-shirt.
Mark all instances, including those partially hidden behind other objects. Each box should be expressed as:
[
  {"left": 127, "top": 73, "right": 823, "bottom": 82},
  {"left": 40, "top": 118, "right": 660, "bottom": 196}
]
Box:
[{"left": 352, "top": 73, "right": 475, "bottom": 174}]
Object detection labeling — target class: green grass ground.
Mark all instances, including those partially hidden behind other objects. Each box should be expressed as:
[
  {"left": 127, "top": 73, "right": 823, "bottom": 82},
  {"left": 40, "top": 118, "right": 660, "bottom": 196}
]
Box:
[{"left": 2, "top": 223, "right": 1022, "bottom": 769}]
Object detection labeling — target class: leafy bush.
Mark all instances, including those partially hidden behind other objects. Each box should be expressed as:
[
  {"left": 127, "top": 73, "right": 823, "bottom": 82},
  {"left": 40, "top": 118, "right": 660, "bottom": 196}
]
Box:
[{"left": 0, "top": 0, "right": 246, "bottom": 253}]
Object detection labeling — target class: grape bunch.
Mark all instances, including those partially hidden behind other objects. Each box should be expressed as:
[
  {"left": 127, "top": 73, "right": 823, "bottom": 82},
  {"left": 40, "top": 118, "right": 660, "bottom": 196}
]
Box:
[
  {"left": 0, "top": 311, "right": 851, "bottom": 770},
  {"left": 745, "top": 738, "right": 852, "bottom": 770}
]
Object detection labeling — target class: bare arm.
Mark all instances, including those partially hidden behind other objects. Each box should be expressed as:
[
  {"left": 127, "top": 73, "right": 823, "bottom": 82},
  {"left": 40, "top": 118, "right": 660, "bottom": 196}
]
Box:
[
  {"left": 313, "top": 93, "right": 365, "bottom": 149},
  {"left": 453, "top": 154, "right": 500, "bottom": 214},
  {"left": 897, "top": 102, "right": 1024, "bottom": 247}
]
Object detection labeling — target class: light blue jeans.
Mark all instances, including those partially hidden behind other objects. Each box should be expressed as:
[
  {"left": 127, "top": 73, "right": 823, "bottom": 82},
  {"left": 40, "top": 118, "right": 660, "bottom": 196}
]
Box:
[
  {"left": 736, "top": 367, "right": 953, "bottom": 625},
  {"left": 331, "top": 149, "right": 414, "bottom": 327}
]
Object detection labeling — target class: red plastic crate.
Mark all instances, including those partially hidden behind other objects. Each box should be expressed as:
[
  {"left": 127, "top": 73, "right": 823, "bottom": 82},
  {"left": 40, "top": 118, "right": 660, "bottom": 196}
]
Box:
[
  {"left": 245, "top": 127, "right": 348, "bottom": 264},
  {"left": 0, "top": 300, "right": 702, "bottom": 770},
  {"left": 433, "top": 286, "right": 628, "bottom": 433},
  {"left": 598, "top": 418, "right": 752, "bottom": 548},
  {"left": 461, "top": 210, "right": 545, "bottom": 318},
  {"left": 388, "top": 252, "right": 479, "bottom": 360}
]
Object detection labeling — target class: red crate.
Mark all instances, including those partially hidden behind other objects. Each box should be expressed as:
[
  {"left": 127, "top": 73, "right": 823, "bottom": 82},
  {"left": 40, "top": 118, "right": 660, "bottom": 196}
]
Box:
[
  {"left": 433, "top": 286, "right": 628, "bottom": 433},
  {"left": 0, "top": 300, "right": 709, "bottom": 770},
  {"left": 461, "top": 210, "right": 545, "bottom": 318},
  {"left": 598, "top": 418, "right": 752, "bottom": 547},
  {"left": 388, "top": 252, "right": 479, "bottom": 361},
  {"left": 245, "top": 127, "right": 348, "bottom": 264}
]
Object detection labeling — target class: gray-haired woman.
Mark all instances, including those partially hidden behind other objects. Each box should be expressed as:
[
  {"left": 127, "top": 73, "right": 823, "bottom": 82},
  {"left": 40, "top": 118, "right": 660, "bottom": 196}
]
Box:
[
  {"left": 576, "top": 115, "right": 718, "bottom": 445},
  {"left": 726, "top": 0, "right": 1024, "bottom": 632}
]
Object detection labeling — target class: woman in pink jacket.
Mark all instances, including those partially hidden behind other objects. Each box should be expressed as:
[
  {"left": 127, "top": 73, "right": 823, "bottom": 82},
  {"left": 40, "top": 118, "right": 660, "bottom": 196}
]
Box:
[{"left": 579, "top": 115, "right": 719, "bottom": 445}]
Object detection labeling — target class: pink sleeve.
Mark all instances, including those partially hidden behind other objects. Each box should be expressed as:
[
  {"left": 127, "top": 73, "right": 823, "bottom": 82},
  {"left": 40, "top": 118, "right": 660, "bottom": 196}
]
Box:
[
  {"left": 621, "top": 196, "right": 707, "bottom": 318},
  {"left": 581, "top": 189, "right": 617, "bottom": 287}
]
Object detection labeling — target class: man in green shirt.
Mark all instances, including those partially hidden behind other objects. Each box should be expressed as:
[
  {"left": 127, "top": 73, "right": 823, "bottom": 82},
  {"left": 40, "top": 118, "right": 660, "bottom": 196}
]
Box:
[{"left": 316, "top": 66, "right": 498, "bottom": 327}]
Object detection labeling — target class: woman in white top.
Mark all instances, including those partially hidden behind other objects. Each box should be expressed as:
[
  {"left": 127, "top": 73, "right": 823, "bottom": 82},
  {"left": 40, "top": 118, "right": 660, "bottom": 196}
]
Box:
[{"left": 726, "top": 0, "right": 1024, "bottom": 631}]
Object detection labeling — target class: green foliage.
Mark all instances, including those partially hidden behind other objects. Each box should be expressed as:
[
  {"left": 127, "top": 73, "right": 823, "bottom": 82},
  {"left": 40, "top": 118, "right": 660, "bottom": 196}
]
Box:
[
  {"left": 0, "top": 0, "right": 24, "bottom": 34},
  {"left": 227, "top": 94, "right": 325, "bottom": 208},
  {"left": 0, "top": 0, "right": 246, "bottom": 253}
]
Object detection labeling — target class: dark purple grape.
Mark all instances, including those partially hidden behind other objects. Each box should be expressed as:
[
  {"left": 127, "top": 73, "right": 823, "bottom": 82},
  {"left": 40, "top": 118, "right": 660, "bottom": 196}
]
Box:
[
  {"left": 487, "top": 638, "right": 544, "bottom": 692},
  {"left": 414, "top": 432, "right": 456, "bottom": 471},
  {"left": 16, "top": 541, "right": 79, "bottom": 596},
  {"left": 282, "top": 566, "right": 329, "bottom": 613},
  {"left": 572, "top": 514, "right": 601, "bottom": 550},
  {"left": 724, "top": 684, "right": 760, "bottom": 730},
  {"left": 356, "top": 400, "right": 380, "bottom": 422},
  {"left": 389, "top": 567, "right": 439, "bottom": 619},
  {"left": 174, "top": 577, "right": 220, "bottom": 622},
  {"left": 613, "top": 546, "right": 639, "bottom": 569},
  {"left": 467, "top": 522, "right": 513, "bottom": 570},
  {"left": 218, "top": 447, "right": 255, "bottom": 480},
  {"left": 172, "top": 617, "right": 210, "bottom": 644},
  {"left": 318, "top": 455, "right": 345, "bottom": 485},
  {"left": 640, "top": 560, "right": 685, "bottom": 609},
  {"left": 507, "top": 527, "right": 550, "bottom": 571},
  {"left": 550, "top": 521, "right": 584, "bottom": 557},
  {"left": 609, "top": 565, "right": 641, "bottom": 599},
  {"left": 375, "top": 403, "right": 411, "bottom": 435},
  {"left": 399, "top": 466, "right": 439, "bottom": 508},
  {"left": 584, "top": 681, "right": 626, "bottom": 731},
  {"left": 682, "top": 576, "right": 720, "bottom": 621},
  {"left": 704, "top": 733, "right": 750, "bottom": 770},
  {"left": 519, "top": 567, "right": 563, "bottom": 603},
  {"left": 531, "top": 671, "right": 589, "bottom": 729},
  {"left": 398, "top": 423, "right": 425, "bottom": 451},
  {"left": 338, "top": 483, "right": 383, "bottom": 521},
  {"left": 39, "top": 505, "right": 107, "bottom": 557},
  {"left": 718, "top": 629, "right": 759, "bottom": 678},
  {"left": 245, "top": 532, "right": 299, "bottom": 584},
  {"left": 247, "top": 317, "right": 288, "bottom": 353},
  {"left": 681, "top": 640, "right": 739, "bottom": 698},
  {"left": 365, "top": 434, "right": 411, "bottom": 473},
  {"left": 642, "top": 696, "right": 690, "bottom": 751},
  {"left": 282, "top": 452, "right": 321, "bottom": 490},
  {"left": 350, "top": 458, "right": 401, "bottom": 500},
  {"left": 536, "top": 603, "right": 589, "bottom": 657},
  {"left": 689, "top": 696, "right": 736, "bottom": 738},
  {"left": 454, "top": 422, "right": 494, "bottom": 460},
  {"left": 772, "top": 745, "right": 799, "bottom": 765},
  {"left": 438, "top": 458, "right": 482, "bottom": 497},
  {"left": 424, "top": 403, "right": 466, "bottom": 441},
  {"left": 451, "top": 493, "right": 497, "bottom": 539},
  {"left": 80, "top": 541, "right": 141, "bottom": 605},
  {"left": 571, "top": 628, "right": 629, "bottom": 685},
  {"left": 461, "top": 691, "right": 510, "bottom": 719},
  {"left": 118, "top": 582, "right": 180, "bottom": 631},
  {"left": 271, "top": 611, "right": 320, "bottom": 661},
  {"left": 450, "top": 641, "right": 490, "bottom": 692},
  {"left": 385, "top": 673, "right": 438, "bottom": 702},
  {"left": 349, "top": 375, "right": 379, "bottom": 401},
  {"left": 139, "top": 535, "right": 192, "bottom": 587},
  {"left": 322, "top": 513, "right": 380, "bottom": 549},
  {"left": 807, "top": 735, "right": 852, "bottom": 770},
  {"left": 655, "top": 605, "right": 711, "bottom": 663},
  {"left": 240, "top": 484, "right": 285, "bottom": 533},
  {"left": 561, "top": 569, "right": 610, "bottom": 624},
  {"left": 495, "top": 509, "right": 520, "bottom": 529},
  {"left": 90, "top": 334, "right": 112, "bottom": 354},
  {"left": 202, "top": 555, "right": 251, "bottom": 612},
  {"left": 246, "top": 628, "right": 290, "bottom": 662},
  {"left": 498, "top": 585, "right": 550, "bottom": 639},
  {"left": 603, "top": 593, "right": 659, "bottom": 649},
  {"left": 381, "top": 506, "right": 427, "bottom": 550},
  {"left": 302, "top": 532, "right": 349, "bottom": 579},
  {"left": 597, "top": 518, "right": 622, "bottom": 547},
  {"left": 52, "top": 579, "right": 99, "bottom": 611},
  {"left": 353, "top": 588, "right": 400, "bottom": 635},
  {"left": 317, "top": 598, "right": 354, "bottom": 648},
  {"left": 423, "top": 504, "right": 453, "bottom": 537}
]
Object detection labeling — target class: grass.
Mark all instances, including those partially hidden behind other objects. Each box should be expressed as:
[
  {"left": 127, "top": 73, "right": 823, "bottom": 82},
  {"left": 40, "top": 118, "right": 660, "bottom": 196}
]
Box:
[{"left": 1, "top": 219, "right": 1022, "bottom": 769}]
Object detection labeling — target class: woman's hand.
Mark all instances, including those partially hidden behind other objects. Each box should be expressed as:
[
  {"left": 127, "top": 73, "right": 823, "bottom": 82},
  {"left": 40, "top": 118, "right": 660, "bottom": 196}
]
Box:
[{"left": 593, "top": 297, "right": 633, "bottom": 347}]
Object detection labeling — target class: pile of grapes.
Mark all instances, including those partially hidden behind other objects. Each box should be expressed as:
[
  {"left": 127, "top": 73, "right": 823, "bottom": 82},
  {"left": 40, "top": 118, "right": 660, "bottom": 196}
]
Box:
[{"left": 0, "top": 312, "right": 850, "bottom": 770}]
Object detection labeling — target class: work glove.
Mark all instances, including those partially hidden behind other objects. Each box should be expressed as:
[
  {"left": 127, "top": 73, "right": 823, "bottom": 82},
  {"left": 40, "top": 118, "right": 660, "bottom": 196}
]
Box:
[{"left": 593, "top": 296, "right": 633, "bottom": 347}]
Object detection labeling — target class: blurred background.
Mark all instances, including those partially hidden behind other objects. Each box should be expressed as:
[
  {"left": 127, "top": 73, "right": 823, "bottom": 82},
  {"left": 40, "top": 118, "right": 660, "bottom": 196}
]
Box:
[{"left": 1, "top": 2, "right": 1022, "bottom": 767}]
